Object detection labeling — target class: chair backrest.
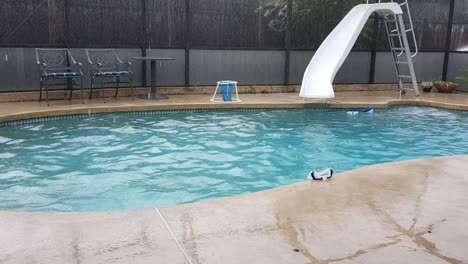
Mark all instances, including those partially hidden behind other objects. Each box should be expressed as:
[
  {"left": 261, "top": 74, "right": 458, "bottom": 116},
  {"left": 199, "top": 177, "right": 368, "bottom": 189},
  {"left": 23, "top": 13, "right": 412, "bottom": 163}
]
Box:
[
  {"left": 85, "top": 49, "right": 121, "bottom": 72},
  {"left": 36, "top": 48, "right": 75, "bottom": 73}
]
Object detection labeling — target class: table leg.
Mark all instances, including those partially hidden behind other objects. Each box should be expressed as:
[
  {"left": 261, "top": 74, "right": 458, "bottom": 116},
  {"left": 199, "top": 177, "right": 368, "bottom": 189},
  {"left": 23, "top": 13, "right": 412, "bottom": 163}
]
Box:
[
  {"left": 150, "top": 60, "right": 157, "bottom": 94},
  {"left": 139, "top": 60, "right": 168, "bottom": 100}
]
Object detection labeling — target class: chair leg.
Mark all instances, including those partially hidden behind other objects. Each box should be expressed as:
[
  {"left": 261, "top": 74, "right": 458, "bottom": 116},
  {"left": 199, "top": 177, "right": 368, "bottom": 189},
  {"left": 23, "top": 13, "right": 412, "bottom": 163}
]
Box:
[
  {"left": 101, "top": 77, "right": 106, "bottom": 103},
  {"left": 114, "top": 77, "right": 120, "bottom": 99},
  {"left": 89, "top": 76, "right": 94, "bottom": 100},
  {"left": 130, "top": 75, "right": 134, "bottom": 101},
  {"left": 69, "top": 78, "right": 74, "bottom": 102},
  {"left": 39, "top": 78, "right": 43, "bottom": 103},
  {"left": 80, "top": 76, "right": 85, "bottom": 104},
  {"left": 45, "top": 84, "right": 50, "bottom": 107}
]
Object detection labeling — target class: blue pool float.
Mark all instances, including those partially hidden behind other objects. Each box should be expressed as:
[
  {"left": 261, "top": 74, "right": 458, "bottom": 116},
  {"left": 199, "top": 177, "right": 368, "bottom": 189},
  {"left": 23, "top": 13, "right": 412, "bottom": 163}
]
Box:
[
  {"left": 346, "top": 107, "right": 374, "bottom": 114},
  {"left": 362, "top": 107, "right": 374, "bottom": 113}
]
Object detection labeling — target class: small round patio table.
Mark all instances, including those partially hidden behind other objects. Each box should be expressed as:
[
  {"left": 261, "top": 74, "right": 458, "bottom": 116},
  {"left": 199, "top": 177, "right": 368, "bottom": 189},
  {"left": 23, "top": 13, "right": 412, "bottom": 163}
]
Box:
[{"left": 132, "top": 56, "right": 175, "bottom": 100}]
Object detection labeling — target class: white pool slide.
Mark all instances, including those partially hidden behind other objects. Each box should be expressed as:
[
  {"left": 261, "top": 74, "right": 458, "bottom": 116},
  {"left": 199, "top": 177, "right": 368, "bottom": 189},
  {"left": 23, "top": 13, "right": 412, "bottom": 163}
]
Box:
[{"left": 299, "top": 3, "right": 404, "bottom": 99}]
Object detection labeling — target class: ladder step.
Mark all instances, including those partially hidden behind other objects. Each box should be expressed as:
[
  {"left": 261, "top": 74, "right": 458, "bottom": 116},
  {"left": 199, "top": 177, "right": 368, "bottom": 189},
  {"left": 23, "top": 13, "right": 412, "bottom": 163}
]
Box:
[
  {"left": 385, "top": 19, "right": 398, "bottom": 23},
  {"left": 398, "top": 75, "right": 413, "bottom": 79},
  {"left": 389, "top": 33, "right": 403, "bottom": 37},
  {"left": 406, "top": 29, "right": 413, "bottom": 32}
]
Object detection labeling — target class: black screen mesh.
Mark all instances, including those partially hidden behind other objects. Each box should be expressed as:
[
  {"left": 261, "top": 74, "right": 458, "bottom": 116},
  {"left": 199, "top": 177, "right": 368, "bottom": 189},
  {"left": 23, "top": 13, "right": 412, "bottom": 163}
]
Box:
[
  {"left": 0, "top": 0, "right": 66, "bottom": 46},
  {"left": 189, "top": 0, "right": 286, "bottom": 49},
  {"left": 0, "top": 0, "right": 459, "bottom": 51},
  {"left": 146, "top": 0, "right": 186, "bottom": 49},
  {"left": 290, "top": 0, "right": 373, "bottom": 50},
  {"left": 67, "top": 0, "right": 143, "bottom": 48},
  {"left": 451, "top": 0, "right": 468, "bottom": 51},
  {"left": 375, "top": 0, "right": 449, "bottom": 51}
]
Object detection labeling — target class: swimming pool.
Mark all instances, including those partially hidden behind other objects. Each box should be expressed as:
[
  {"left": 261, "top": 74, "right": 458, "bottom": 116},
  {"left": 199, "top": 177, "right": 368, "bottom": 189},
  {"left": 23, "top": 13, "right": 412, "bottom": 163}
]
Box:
[{"left": 0, "top": 107, "right": 467, "bottom": 212}]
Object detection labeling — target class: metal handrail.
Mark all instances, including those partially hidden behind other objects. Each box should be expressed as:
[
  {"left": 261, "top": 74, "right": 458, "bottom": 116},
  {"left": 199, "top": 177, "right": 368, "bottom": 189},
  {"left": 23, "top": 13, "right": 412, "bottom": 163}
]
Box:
[
  {"left": 365, "top": 0, "right": 418, "bottom": 57},
  {"left": 401, "top": 1, "right": 418, "bottom": 57}
]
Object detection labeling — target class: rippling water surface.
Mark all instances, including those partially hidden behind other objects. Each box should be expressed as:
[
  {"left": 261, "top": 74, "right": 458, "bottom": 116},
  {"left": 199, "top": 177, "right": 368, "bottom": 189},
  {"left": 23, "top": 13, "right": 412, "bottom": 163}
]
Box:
[{"left": 0, "top": 107, "right": 467, "bottom": 212}]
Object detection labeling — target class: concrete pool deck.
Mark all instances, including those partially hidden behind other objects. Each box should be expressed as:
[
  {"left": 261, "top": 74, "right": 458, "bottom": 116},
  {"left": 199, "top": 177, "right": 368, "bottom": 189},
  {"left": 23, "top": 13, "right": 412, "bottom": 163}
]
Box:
[
  {"left": 1, "top": 156, "right": 468, "bottom": 264},
  {"left": 1, "top": 90, "right": 468, "bottom": 263}
]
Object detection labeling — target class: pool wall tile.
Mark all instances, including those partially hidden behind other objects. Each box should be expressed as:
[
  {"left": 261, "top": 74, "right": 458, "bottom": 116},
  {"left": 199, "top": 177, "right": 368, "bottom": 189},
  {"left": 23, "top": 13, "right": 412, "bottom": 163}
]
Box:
[{"left": 3, "top": 106, "right": 466, "bottom": 128}]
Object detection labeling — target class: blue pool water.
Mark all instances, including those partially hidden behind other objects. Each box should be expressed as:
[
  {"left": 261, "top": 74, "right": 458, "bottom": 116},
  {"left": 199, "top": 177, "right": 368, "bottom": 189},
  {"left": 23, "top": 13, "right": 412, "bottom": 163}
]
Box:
[{"left": 0, "top": 107, "right": 467, "bottom": 212}]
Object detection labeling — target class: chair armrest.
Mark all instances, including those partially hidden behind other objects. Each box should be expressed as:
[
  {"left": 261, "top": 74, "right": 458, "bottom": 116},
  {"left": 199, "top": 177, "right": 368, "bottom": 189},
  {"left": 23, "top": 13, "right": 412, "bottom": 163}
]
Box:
[
  {"left": 88, "top": 62, "right": 104, "bottom": 75},
  {"left": 67, "top": 50, "right": 79, "bottom": 65},
  {"left": 115, "top": 53, "right": 131, "bottom": 68},
  {"left": 71, "top": 61, "right": 84, "bottom": 75},
  {"left": 117, "top": 59, "right": 131, "bottom": 65},
  {"left": 89, "top": 62, "right": 103, "bottom": 70},
  {"left": 117, "top": 61, "right": 132, "bottom": 71},
  {"left": 37, "top": 62, "right": 48, "bottom": 75},
  {"left": 124, "top": 61, "right": 132, "bottom": 70}
]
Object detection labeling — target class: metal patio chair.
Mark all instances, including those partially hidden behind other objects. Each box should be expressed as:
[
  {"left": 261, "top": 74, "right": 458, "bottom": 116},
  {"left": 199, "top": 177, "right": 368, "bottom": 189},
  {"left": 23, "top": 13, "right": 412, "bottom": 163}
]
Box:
[
  {"left": 85, "top": 49, "right": 133, "bottom": 101},
  {"left": 36, "top": 48, "right": 84, "bottom": 105}
]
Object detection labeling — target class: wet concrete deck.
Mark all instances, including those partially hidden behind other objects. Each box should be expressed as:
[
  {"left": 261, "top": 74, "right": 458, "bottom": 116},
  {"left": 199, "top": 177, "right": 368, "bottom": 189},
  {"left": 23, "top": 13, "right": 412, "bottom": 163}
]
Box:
[
  {"left": 1, "top": 90, "right": 468, "bottom": 263},
  {"left": 1, "top": 156, "right": 467, "bottom": 263}
]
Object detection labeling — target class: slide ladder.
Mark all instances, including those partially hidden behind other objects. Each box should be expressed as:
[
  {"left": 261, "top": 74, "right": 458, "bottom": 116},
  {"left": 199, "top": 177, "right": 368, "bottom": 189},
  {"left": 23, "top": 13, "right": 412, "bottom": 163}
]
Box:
[{"left": 377, "top": 0, "right": 419, "bottom": 95}]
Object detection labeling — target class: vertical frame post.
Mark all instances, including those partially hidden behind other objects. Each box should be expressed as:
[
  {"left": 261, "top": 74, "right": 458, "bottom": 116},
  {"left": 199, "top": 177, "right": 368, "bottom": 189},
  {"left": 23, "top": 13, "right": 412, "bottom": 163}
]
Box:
[
  {"left": 284, "top": 0, "right": 292, "bottom": 85},
  {"left": 185, "top": 0, "right": 190, "bottom": 86},
  {"left": 64, "top": 0, "right": 72, "bottom": 90},
  {"left": 442, "top": 0, "right": 455, "bottom": 81},
  {"left": 64, "top": 0, "right": 70, "bottom": 48},
  {"left": 141, "top": 0, "right": 147, "bottom": 87},
  {"left": 369, "top": 15, "right": 380, "bottom": 84}
]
